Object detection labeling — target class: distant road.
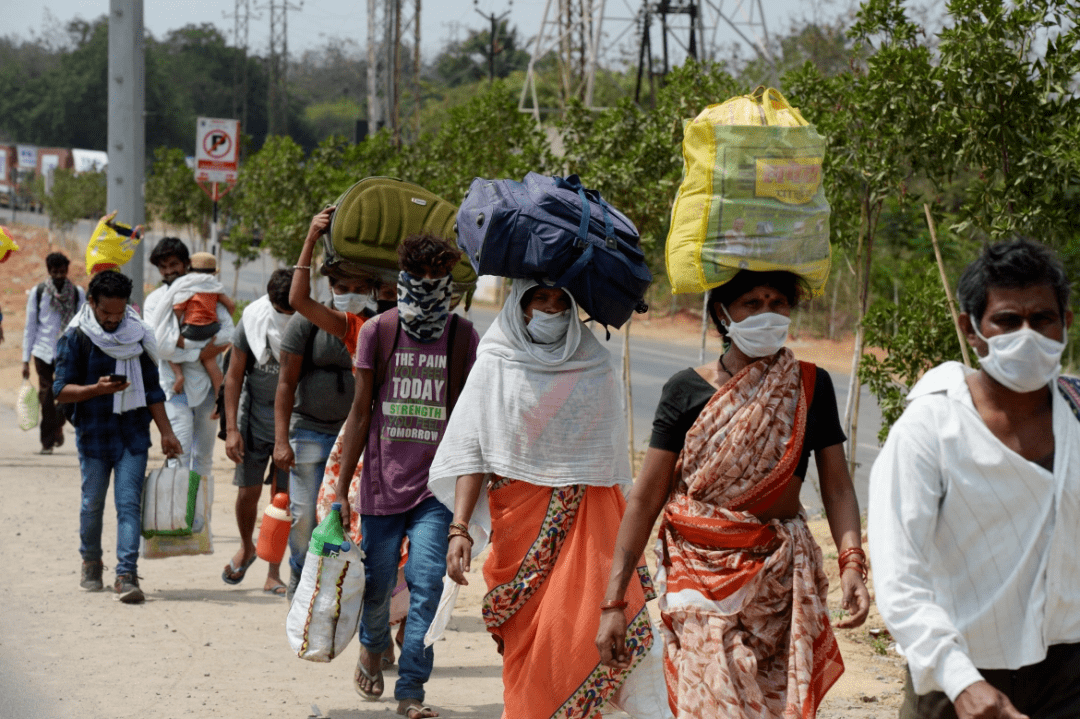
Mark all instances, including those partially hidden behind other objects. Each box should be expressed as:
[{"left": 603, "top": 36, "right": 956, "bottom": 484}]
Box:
[{"left": 21, "top": 213, "right": 883, "bottom": 513}]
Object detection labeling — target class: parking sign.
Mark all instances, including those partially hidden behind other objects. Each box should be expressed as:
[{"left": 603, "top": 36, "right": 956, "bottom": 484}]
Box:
[{"left": 195, "top": 118, "right": 240, "bottom": 185}]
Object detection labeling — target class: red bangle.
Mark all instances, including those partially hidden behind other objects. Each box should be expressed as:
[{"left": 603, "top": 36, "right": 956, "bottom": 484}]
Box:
[
  {"left": 600, "top": 599, "right": 628, "bottom": 611},
  {"left": 838, "top": 547, "right": 866, "bottom": 566}
]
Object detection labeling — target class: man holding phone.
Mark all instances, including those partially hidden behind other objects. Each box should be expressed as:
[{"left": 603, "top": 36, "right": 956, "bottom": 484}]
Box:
[{"left": 54, "top": 270, "right": 182, "bottom": 603}]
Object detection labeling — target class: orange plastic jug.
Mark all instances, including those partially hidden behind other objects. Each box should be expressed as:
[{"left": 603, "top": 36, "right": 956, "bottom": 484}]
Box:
[{"left": 256, "top": 493, "right": 291, "bottom": 564}]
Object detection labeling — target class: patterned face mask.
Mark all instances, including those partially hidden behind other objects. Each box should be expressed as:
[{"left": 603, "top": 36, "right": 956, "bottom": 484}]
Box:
[{"left": 397, "top": 271, "right": 453, "bottom": 342}]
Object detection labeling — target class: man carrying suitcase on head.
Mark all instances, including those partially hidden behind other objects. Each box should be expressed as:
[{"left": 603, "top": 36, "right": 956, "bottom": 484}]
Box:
[{"left": 328, "top": 219, "right": 478, "bottom": 719}]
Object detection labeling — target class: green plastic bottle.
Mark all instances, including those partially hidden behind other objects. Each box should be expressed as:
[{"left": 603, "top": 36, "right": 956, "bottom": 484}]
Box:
[{"left": 309, "top": 502, "right": 350, "bottom": 557}]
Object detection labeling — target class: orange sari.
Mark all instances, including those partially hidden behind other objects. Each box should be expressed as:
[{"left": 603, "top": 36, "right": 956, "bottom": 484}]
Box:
[
  {"left": 483, "top": 478, "right": 657, "bottom": 719},
  {"left": 658, "top": 349, "right": 842, "bottom": 719}
]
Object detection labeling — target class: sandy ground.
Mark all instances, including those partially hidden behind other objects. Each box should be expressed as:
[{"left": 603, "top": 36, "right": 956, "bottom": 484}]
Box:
[{"left": 0, "top": 224, "right": 904, "bottom": 718}]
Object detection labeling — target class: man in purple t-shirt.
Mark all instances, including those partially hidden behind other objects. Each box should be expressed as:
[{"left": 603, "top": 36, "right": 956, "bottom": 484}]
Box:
[{"left": 335, "top": 234, "right": 477, "bottom": 719}]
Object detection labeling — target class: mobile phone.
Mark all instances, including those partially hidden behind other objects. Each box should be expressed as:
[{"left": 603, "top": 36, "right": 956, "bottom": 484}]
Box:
[{"left": 108, "top": 374, "right": 127, "bottom": 383}]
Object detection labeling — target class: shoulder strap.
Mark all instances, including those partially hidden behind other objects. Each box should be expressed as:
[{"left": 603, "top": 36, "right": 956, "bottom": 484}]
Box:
[
  {"left": 1056, "top": 376, "right": 1080, "bottom": 422},
  {"left": 374, "top": 308, "right": 401, "bottom": 397},
  {"left": 35, "top": 282, "right": 45, "bottom": 312},
  {"left": 446, "top": 315, "right": 472, "bottom": 417},
  {"left": 799, "top": 361, "right": 817, "bottom": 408}
]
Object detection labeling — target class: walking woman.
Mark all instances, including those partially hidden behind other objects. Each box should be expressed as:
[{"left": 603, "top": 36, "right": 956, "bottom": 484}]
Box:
[
  {"left": 430, "top": 280, "right": 670, "bottom": 719},
  {"left": 596, "top": 270, "right": 870, "bottom": 718}
]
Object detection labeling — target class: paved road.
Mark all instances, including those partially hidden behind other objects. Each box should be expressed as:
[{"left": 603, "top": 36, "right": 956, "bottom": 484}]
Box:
[{"left": 29, "top": 215, "right": 883, "bottom": 512}]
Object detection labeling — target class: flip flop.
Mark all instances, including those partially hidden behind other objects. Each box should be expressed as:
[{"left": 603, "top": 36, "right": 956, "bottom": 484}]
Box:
[
  {"left": 221, "top": 554, "right": 257, "bottom": 585},
  {"left": 354, "top": 648, "right": 384, "bottom": 701},
  {"left": 397, "top": 699, "right": 438, "bottom": 718},
  {"left": 263, "top": 583, "right": 287, "bottom": 597}
]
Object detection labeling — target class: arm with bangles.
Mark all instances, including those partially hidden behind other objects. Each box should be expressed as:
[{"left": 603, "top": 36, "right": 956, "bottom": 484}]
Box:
[
  {"left": 290, "top": 207, "right": 349, "bottom": 340},
  {"left": 817, "top": 443, "right": 871, "bottom": 628},
  {"left": 446, "top": 473, "right": 486, "bottom": 586},
  {"left": 595, "top": 447, "right": 678, "bottom": 670}
]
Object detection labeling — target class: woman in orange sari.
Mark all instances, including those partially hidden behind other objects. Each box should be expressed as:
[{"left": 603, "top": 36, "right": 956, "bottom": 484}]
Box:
[
  {"left": 428, "top": 280, "right": 670, "bottom": 719},
  {"left": 597, "top": 270, "right": 870, "bottom": 719}
]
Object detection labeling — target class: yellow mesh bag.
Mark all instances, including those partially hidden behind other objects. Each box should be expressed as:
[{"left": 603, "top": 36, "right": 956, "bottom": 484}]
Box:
[
  {"left": 0, "top": 225, "right": 19, "bottom": 264},
  {"left": 86, "top": 211, "right": 143, "bottom": 275}
]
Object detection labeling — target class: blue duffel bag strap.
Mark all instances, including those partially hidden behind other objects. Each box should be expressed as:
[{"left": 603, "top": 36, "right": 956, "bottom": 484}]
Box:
[{"left": 547, "top": 175, "right": 616, "bottom": 289}]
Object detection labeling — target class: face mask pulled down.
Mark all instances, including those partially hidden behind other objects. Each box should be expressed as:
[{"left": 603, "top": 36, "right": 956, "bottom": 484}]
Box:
[
  {"left": 527, "top": 309, "right": 571, "bottom": 345},
  {"left": 722, "top": 305, "right": 791, "bottom": 358},
  {"left": 973, "top": 323, "right": 1066, "bottom": 393}
]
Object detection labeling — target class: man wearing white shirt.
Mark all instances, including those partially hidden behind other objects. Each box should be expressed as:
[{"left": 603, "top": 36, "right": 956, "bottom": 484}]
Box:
[
  {"left": 143, "top": 238, "right": 233, "bottom": 482},
  {"left": 22, "top": 252, "right": 86, "bottom": 454},
  {"left": 869, "top": 237, "right": 1080, "bottom": 719}
]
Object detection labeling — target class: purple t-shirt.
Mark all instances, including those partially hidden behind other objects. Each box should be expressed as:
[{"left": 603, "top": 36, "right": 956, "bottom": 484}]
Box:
[{"left": 355, "top": 314, "right": 478, "bottom": 515}]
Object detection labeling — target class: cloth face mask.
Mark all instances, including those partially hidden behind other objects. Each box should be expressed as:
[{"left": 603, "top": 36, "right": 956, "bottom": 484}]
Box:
[
  {"left": 722, "top": 305, "right": 791, "bottom": 358},
  {"left": 398, "top": 271, "right": 453, "bottom": 342},
  {"left": 332, "top": 291, "right": 376, "bottom": 317},
  {"left": 526, "top": 309, "right": 571, "bottom": 344},
  {"left": 972, "top": 323, "right": 1066, "bottom": 393}
]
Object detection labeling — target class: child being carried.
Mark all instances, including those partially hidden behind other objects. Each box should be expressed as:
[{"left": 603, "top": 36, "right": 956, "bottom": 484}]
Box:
[{"left": 168, "top": 252, "right": 235, "bottom": 395}]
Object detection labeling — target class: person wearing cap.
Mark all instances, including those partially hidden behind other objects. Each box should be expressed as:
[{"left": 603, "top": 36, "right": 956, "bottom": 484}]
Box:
[{"left": 166, "top": 251, "right": 235, "bottom": 398}]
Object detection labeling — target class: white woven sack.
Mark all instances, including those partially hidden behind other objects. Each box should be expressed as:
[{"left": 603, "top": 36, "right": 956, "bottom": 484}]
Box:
[
  {"left": 142, "top": 462, "right": 206, "bottom": 536},
  {"left": 17, "top": 380, "right": 39, "bottom": 431},
  {"left": 286, "top": 543, "right": 366, "bottom": 662},
  {"left": 142, "top": 476, "right": 214, "bottom": 559}
]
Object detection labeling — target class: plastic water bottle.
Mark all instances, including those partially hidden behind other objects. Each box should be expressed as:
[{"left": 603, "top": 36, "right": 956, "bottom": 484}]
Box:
[
  {"left": 309, "top": 502, "right": 350, "bottom": 558},
  {"left": 256, "top": 493, "right": 291, "bottom": 563}
]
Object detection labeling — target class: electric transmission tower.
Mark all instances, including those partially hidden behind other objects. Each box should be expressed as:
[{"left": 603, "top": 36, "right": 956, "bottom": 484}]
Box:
[
  {"left": 267, "top": 0, "right": 301, "bottom": 137},
  {"left": 367, "top": 0, "right": 421, "bottom": 145},
  {"left": 230, "top": 0, "right": 255, "bottom": 134}
]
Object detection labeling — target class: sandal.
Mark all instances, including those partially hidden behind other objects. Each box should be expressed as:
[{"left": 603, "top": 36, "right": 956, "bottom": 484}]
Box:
[
  {"left": 221, "top": 554, "right": 257, "bottom": 585},
  {"left": 354, "top": 646, "right": 384, "bottom": 701},
  {"left": 263, "top": 583, "right": 287, "bottom": 597},
  {"left": 397, "top": 699, "right": 439, "bottom": 718}
]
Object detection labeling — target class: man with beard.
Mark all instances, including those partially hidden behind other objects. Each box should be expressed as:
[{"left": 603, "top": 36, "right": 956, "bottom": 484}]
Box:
[
  {"left": 23, "top": 252, "right": 85, "bottom": 454},
  {"left": 143, "top": 238, "right": 233, "bottom": 492},
  {"left": 55, "top": 270, "right": 182, "bottom": 603}
]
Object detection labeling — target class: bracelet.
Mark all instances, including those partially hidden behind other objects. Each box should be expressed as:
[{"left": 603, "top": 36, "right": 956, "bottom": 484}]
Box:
[
  {"left": 449, "top": 521, "right": 470, "bottom": 534},
  {"left": 841, "top": 561, "right": 869, "bottom": 581},
  {"left": 448, "top": 527, "right": 474, "bottom": 545},
  {"left": 838, "top": 547, "right": 866, "bottom": 567},
  {"left": 600, "top": 599, "right": 628, "bottom": 611},
  {"left": 293, "top": 265, "right": 311, "bottom": 271}
]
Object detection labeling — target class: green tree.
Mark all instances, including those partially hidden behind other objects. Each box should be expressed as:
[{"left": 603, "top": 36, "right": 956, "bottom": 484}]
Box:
[
  {"left": 41, "top": 168, "right": 106, "bottom": 232},
  {"left": 145, "top": 146, "right": 213, "bottom": 248},
  {"left": 434, "top": 22, "right": 531, "bottom": 87}
]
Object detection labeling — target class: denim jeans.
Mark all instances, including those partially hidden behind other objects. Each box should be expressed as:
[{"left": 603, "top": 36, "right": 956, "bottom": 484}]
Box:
[
  {"left": 287, "top": 426, "right": 338, "bottom": 576},
  {"left": 361, "top": 496, "right": 452, "bottom": 703},
  {"left": 165, "top": 391, "right": 218, "bottom": 480},
  {"left": 79, "top": 447, "right": 149, "bottom": 576}
]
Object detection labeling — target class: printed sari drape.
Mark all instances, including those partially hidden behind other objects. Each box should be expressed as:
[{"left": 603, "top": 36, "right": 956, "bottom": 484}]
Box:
[
  {"left": 658, "top": 349, "right": 842, "bottom": 719},
  {"left": 483, "top": 478, "right": 657, "bottom": 719}
]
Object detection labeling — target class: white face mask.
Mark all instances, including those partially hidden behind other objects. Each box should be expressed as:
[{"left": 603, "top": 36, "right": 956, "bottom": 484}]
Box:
[
  {"left": 527, "top": 309, "right": 571, "bottom": 344},
  {"left": 972, "top": 323, "right": 1066, "bottom": 393},
  {"left": 722, "top": 305, "right": 791, "bottom": 358},
  {"left": 332, "top": 291, "right": 376, "bottom": 316}
]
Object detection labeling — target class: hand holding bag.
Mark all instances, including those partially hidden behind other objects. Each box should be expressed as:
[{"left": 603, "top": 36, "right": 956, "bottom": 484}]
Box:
[{"left": 286, "top": 543, "right": 366, "bottom": 662}]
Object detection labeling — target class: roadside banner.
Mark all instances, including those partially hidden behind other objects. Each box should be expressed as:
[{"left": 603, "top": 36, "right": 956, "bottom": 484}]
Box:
[
  {"left": 195, "top": 117, "right": 240, "bottom": 185},
  {"left": 16, "top": 145, "right": 37, "bottom": 170}
]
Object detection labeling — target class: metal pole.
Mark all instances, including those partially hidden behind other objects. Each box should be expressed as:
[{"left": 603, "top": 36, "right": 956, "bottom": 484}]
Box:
[
  {"left": 367, "top": 0, "right": 380, "bottom": 131},
  {"left": 108, "top": 0, "right": 146, "bottom": 307},
  {"left": 211, "top": 184, "right": 220, "bottom": 261}
]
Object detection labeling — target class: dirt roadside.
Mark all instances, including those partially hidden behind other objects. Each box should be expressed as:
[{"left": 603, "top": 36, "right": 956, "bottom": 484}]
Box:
[{"left": 0, "top": 224, "right": 903, "bottom": 718}]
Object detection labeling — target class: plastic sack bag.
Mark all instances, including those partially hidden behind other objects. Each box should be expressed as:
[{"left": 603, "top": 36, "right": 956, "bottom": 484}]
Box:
[
  {"left": 286, "top": 543, "right": 366, "bottom": 662},
  {"left": 142, "top": 476, "right": 214, "bottom": 559},
  {"left": 665, "top": 87, "right": 832, "bottom": 296},
  {"left": 142, "top": 462, "right": 207, "bottom": 537},
  {"left": 17, "top": 380, "right": 39, "bottom": 431},
  {"left": 86, "top": 211, "right": 143, "bottom": 275},
  {"left": 0, "top": 225, "right": 19, "bottom": 263}
]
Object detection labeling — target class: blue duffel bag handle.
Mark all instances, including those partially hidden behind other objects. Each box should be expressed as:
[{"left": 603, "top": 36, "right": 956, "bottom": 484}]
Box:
[{"left": 547, "top": 176, "right": 614, "bottom": 289}]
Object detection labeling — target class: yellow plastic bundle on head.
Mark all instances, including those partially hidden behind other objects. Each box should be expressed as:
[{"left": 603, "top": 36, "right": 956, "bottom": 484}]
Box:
[
  {"left": 86, "top": 211, "right": 143, "bottom": 275},
  {"left": 665, "top": 86, "right": 832, "bottom": 296},
  {"left": 0, "top": 226, "right": 19, "bottom": 263}
]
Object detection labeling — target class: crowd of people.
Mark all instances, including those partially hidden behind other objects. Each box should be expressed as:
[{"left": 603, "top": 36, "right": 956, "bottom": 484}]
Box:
[{"left": 14, "top": 211, "right": 1078, "bottom": 719}]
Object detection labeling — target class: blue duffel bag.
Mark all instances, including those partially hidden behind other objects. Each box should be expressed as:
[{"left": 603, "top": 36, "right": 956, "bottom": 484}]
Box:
[{"left": 456, "top": 173, "right": 652, "bottom": 330}]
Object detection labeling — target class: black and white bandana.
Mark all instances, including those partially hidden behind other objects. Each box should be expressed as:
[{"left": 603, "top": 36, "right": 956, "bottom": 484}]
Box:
[{"left": 397, "top": 271, "right": 453, "bottom": 342}]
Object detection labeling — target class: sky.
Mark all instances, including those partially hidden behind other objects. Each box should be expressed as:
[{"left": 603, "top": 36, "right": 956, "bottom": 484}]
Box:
[{"left": 11, "top": 0, "right": 834, "bottom": 67}]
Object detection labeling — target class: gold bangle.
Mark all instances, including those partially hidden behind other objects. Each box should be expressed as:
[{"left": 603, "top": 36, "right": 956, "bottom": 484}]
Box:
[{"left": 293, "top": 265, "right": 311, "bottom": 271}]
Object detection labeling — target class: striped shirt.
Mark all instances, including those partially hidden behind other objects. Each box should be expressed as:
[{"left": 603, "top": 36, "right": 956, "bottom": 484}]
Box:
[{"left": 868, "top": 362, "right": 1080, "bottom": 701}]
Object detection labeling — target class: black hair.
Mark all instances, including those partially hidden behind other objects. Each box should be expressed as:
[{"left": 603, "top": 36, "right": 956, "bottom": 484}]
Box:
[
  {"left": 957, "top": 236, "right": 1071, "bottom": 326},
  {"left": 149, "top": 237, "right": 190, "bottom": 268},
  {"left": 519, "top": 285, "right": 570, "bottom": 311},
  {"left": 88, "top": 269, "right": 133, "bottom": 303},
  {"left": 266, "top": 268, "right": 295, "bottom": 312},
  {"left": 397, "top": 234, "right": 461, "bottom": 278},
  {"left": 707, "top": 270, "right": 803, "bottom": 336},
  {"left": 45, "top": 252, "right": 70, "bottom": 271}
]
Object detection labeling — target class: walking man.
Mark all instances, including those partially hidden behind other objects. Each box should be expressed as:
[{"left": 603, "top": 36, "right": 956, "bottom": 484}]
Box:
[
  {"left": 23, "top": 251, "right": 85, "bottom": 454},
  {"left": 335, "top": 234, "right": 478, "bottom": 719},
  {"left": 143, "top": 238, "right": 233, "bottom": 486},
  {"left": 221, "top": 269, "right": 295, "bottom": 595},
  {"left": 869, "top": 237, "right": 1080, "bottom": 719},
  {"left": 55, "top": 270, "right": 182, "bottom": 603}
]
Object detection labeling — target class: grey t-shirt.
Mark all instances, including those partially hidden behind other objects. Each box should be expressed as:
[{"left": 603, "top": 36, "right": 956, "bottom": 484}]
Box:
[
  {"left": 280, "top": 311, "right": 355, "bottom": 435},
  {"left": 234, "top": 322, "right": 280, "bottom": 444}
]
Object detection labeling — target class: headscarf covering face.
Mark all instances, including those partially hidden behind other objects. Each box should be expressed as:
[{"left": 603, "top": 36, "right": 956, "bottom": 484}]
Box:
[{"left": 397, "top": 271, "right": 453, "bottom": 343}]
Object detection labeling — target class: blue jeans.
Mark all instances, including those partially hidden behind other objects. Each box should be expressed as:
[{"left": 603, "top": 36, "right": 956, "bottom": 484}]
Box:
[
  {"left": 361, "top": 496, "right": 452, "bottom": 703},
  {"left": 79, "top": 447, "right": 149, "bottom": 576},
  {"left": 287, "top": 427, "right": 338, "bottom": 576}
]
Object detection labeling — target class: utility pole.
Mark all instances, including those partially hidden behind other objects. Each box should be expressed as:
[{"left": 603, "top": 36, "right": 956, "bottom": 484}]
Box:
[
  {"left": 108, "top": 0, "right": 145, "bottom": 306},
  {"left": 267, "top": 0, "right": 301, "bottom": 136},
  {"left": 367, "top": 0, "right": 383, "bottom": 133},
  {"left": 475, "top": 5, "right": 511, "bottom": 84},
  {"left": 231, "top": 0, "right": 253, "bottom": 134},
  {"left": 414, "top": 0, "right": 421, "bottom": 137}
]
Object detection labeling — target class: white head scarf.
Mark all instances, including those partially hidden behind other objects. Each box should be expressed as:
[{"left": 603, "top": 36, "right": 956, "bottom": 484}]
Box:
[
  {"left": 427, "top": 279, "right": 632, "bottom": 554},
  {"left": 69, "top": 302, "right": 159, "bottom": 414},
  {"left": 241, "top": 294, "right": 290, "bottom": 364}
]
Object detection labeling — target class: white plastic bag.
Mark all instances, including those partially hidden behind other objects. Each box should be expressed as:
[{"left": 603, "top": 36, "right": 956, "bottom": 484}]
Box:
[
  {"left": 17, "top": 380, "right": 39, "bottom": 431},
  {"left": 286, "top": 543, "right": 366, "bottom": 662},
  {"left": 142, "top": 462, "right": 207, "bottom": 536}
]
